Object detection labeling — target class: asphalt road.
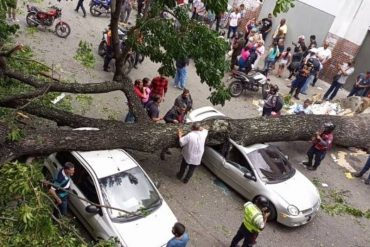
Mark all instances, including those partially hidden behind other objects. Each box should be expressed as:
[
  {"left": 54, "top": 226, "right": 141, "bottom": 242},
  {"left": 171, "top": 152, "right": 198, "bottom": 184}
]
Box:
[{"left": 15, "top": 1, "right": 370, "bottom": 246}]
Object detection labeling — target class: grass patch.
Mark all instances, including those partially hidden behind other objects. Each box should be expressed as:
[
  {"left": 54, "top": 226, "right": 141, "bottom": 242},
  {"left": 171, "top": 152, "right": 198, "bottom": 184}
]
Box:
[
  {"left": 74, "top": 40, "right": 96, "bottom": 68},
  {"left": 313, "top": 178, "right": 369, "bottom": 219}
]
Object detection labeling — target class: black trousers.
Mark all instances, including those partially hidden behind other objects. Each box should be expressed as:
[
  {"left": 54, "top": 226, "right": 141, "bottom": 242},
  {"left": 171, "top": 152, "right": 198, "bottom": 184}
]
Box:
[
  {"left": 75, "top": 0, "right": 86, "bottom": 16},
  {"left": 307, "top": 146, "right": 326, "bottom": 168},
  {"left": 137, "top": 0, "right": 144, "bottom": 15},
  {"left": 103, "top": 46, "right": 113, "bottom": 70},
  {"left": 230, "top": 223, "right": 258, "bottom": 247},
  {"left": 177, "top": 158, "right": 197, "bottom": 182}
]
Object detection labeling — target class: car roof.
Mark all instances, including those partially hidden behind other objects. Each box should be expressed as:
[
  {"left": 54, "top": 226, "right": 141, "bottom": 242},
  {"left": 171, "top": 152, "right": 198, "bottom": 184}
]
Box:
[
  {"left": 186, "top": 106, "right": 226, "bottom": 122},
  {"left": 234, "top": 142, "right": 269, "bottom": 154},
  {"left": 74, "top": 149, "right": 138, "bottom": 179}
]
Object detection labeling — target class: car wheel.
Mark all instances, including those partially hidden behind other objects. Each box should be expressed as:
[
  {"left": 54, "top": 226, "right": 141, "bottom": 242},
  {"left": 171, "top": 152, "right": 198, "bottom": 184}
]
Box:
[{"left": 253, "top": 196, "right": 277, "bottom": 221}]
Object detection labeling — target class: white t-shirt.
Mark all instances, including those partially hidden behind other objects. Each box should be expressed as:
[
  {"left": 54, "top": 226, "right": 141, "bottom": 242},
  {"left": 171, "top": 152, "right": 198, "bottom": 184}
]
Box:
[
  {"left": 229, "top": 12, "right": 241, "bottom": 27},
  {"left": 180, "top": 129, "right": 208, "bottom": 165},
  {"left": 317, "top": 47, "right": 332, "bottom": 64},
  {"left": 337, "top": 63, "right": 354, "bottom": 84}
]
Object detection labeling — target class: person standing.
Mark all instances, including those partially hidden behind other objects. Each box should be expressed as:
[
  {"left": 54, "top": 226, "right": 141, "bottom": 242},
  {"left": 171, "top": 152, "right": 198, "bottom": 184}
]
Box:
[
  {"left": 174, "top": 58, "right": 190, "bottom": 90},
  {"left": 103, "top": 25, "right": 113, "bottom": 72},
  {"left": 288, "top": 62, "right": 311, "bottom": 100},
  {"left": 145, "top": 95, "right": 162, "bottom": 122},
  {"left": 259, "top": 13, "right": 273, "bottom": 41},
  {"left": 174, "top": 89, "right": 193, "bottom": 114},
  {"left": 353, "top": 156, "right": 370, "bottom": 185},
  {"left": 253, "top": 40, "right": 265, "bottom": 69},
  {"left": 272, "top": 18, "right": 288, "bottom": 42},
  {"left": 300, "top": 49, "right": 320, "bottom": 95},
  {"left": 263, "top": 41, "right": 280, "bottom": 76},
  {"left": 287, "top": 46, "right": 303, "bottom": 80},
  {"left": 6, "top": 0, "right": 18, "bottom": 22},
  {"left": 276, "top": 47, "right": 292, "bottom": 78},
  {"left": 347, "top": 71, "right": 370, "bottom": 97},
  {"left": 49, "top": 162, "right": 75, "bottom": 217},
  {"left": 262, "top": 84, "right": 281, "bottom": 117},
  {"left": 227, "top": 8, "right": 241, "bottom": 39},
  {"left": 230, "top": 32, "right": 245, "bottom": 70},
  {"left": 167, "top": 222, "right": 190, "bottom": 247},
  {"left": 177, "top": 122, "right": 208, "bottom": 184},
  {"left": 120, "top": 0, "right": 132, "bottom": 24},
  {"left": 150, "top": 74, "right": 168, "bottom": 100},
  {"left": 323, "top": 60, "right": 354, "bottom": 101},
  {"left": 230, "top": 197, "right": 270, "bottom": 247},
  {"left": 303, "top": 122, "right": 335, "bottom": 171},
  {"left": 75, "top": 0, "right": 86, "bottom": 17}
]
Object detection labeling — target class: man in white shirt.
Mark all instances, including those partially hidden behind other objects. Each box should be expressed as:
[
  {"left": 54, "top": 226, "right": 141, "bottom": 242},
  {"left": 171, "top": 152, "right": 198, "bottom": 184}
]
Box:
[
  {"left": 323, "top": 60, "right": 354, "bottom": 100},
  {"left": 227, "top": 8, "right": 241, "bottom": 39},
  {"left": 176, "top": 122, "right": 208, "bottom": 183},
  {"left": 317, "top": 41, "right": 332, "bottom": 65}
]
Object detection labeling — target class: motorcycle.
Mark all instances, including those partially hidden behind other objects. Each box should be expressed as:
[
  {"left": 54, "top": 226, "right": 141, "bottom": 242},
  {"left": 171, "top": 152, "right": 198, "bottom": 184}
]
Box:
[
  {"left": 228, "top": 69, "right": 268, "bottom": 98},
  {"left": 98, "top": 27, "right": 128, "bottom": 57},
  {"left": 26, "top": 5, "right": 71, "bottom": 38},
  {"left": 90, "top": 0, "right": 111, "bottom": 17},
  {"left": 98, "top": 27, "right": 144, "bottom": 74}
]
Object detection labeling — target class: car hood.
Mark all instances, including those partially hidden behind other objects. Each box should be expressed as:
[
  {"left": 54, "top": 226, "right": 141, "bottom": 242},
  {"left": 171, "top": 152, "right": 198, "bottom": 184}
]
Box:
[
  {"left": 267, "top": 171, "right": 320, "bottom": 210},
  {"left": 113, "top": 202, "right": 177, "bottom": 247}
]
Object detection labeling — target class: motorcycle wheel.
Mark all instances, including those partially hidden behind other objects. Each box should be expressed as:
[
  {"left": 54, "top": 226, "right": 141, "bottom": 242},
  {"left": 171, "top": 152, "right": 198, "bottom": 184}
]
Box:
[
  {"left": 98, "top": 41, "right": 107, "bottom": 57},
  {"left": 55, "top": 22, "right": 71, "bottom": 38},
  {"left": 90, "top": 5, "right": 102, "bottom": 17},
  {"left": 229, "top": 80, "right": 244, "bottom": 97},
  {"left": 26, "top": 12, "right": 39, "bottom": 27}
]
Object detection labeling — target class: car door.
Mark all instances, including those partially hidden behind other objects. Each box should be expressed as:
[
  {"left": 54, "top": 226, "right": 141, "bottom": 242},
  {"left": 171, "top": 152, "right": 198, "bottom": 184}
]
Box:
[
  {"left": 202, "top": 143, "right": 241, "bottom": 190},
  {"left": 54, "top": 152, "right": 113, "bottom": 240},
  {"left": 222, "top": 142, "right": 260, "bottom": 200}
]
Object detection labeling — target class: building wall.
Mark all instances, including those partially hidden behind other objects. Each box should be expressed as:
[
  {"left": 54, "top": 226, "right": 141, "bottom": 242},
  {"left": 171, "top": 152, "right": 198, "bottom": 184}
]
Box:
[{"left": 258, "top": 0, "right": 335, "bottom": 47}]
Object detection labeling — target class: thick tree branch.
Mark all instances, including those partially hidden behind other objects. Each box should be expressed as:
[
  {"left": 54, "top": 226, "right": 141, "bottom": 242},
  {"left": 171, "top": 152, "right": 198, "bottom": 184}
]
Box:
[
  {"left": 0, "top": 84, "right": 51, "bottom": 105},
  {"left": 1, "top": 114, "right": 369, "bottom": 165},
  {"left": 3, "top": 69, "right": 150, "bottom": 123}
]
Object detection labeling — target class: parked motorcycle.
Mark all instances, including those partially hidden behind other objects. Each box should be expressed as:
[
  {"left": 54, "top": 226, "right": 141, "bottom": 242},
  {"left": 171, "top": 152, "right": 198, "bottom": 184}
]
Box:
[
  {"left": 228, "top": 69, "right": 268, "bottom": 98},
  {"left": 26, "top": 5, "right": 71, "bottom": 38},
  {"left": 98, "top": 27, "right": 128, "bottom": 56},
  {"left": 90, "top": 0, "right": 111, "bottom": 17}
]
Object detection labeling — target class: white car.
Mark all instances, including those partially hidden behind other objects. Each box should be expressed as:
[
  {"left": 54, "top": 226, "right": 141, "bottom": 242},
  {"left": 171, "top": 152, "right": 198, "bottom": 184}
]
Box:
[
  {"left": 44, "top": 149, "right": 177, "bottom": 246},
  {"left": 187, "top": 107, "right": 321, "bottom": 227}
]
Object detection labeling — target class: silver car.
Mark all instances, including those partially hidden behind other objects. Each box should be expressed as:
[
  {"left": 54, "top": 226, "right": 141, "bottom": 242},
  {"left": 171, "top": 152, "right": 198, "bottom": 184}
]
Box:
[
  {"left": 187, "top": 107, "right": 321, "bottom": 227},
  {"left": 44, "top": 149, "right": 177, "bottom": 246}
]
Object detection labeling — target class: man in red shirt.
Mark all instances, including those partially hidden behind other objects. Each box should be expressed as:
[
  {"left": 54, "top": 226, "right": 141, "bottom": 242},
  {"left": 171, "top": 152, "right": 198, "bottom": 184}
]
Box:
[
  {"left": 303, "top": 122, "right": 335, "bottom": 171},
  {"left": 150, "top": 74, "right": 168, "bottom": 100}
]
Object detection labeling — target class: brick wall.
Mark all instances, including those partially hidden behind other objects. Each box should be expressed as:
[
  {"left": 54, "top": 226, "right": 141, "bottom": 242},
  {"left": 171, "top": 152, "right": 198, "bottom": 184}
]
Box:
[
  {"left": 320, "top": 33, "right": 360, "bottom": 82},
  {"left": 238, "top": 4, "right": 262, "bottom": 32}
]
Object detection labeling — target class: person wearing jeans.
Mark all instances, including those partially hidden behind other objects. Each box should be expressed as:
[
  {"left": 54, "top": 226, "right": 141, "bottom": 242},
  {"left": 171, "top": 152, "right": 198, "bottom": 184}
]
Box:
[
  {"left": 353, "top": 156, "right": 370, "bottom": 185},
  {"left": 323, "top": 61, "right": 354, "bottom": 101},
  {"left": 227, "top": 8, "right": 241, "bottom": 39},
  {"left": 347, "top": 71, "right": 370, "bottom": 97},
  {"left": 174, "top": 58, "right": 189, "bottom": 89},
  {"left": 120, "top": 0, "right": 132, "bottom": 23}
]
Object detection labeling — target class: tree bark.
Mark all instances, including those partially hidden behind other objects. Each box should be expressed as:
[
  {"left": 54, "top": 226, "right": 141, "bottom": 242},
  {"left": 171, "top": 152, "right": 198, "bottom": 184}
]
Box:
[{"left": 1, "top": 114, "right": 369, "bottom": 165}]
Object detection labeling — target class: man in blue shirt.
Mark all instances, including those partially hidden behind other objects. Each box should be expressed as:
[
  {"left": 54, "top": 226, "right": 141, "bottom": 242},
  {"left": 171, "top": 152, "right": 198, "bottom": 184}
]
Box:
[
  {"left": 348, "top": 72, "right": 370, "bottom": 97},
  {"left": 49, "top": 162, "right": 75, "bottom": 217},
  {"left": 167, "top": 222, "right": 189, "bottom": 247}
]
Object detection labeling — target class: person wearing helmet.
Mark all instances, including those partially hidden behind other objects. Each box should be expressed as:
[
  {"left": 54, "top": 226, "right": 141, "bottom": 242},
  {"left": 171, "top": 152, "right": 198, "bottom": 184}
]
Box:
[
  {"left": 262, "top": 84, "right": 282, "bottom": 117},
  {"left": 303, "top": 122, "right": 335, "bottom": 171},
  {"left": 230, "top": 197, "right": 270, "bottom": 247}
]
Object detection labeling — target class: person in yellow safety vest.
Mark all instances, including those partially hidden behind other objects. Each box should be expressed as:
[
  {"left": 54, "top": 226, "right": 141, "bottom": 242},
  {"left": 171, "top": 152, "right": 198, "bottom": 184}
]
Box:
[{"left": 230, "top": 197, "right": 270, "bottom": 247}]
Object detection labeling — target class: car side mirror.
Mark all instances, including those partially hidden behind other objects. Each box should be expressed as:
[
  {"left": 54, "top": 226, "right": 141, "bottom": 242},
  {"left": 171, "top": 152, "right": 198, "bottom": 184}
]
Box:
[
  {"left": 86, "top": 205, "right": 102, "bottom": 216},
  {"left": 244, "top": 172, "right": 256, "bottom": 181},
  {"left": 154, "top": 180, "right": 161, "bottom": 189}
]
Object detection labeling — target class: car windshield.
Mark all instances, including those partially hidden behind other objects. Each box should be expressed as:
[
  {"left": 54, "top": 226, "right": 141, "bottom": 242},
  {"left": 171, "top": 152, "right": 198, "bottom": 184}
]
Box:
[
  {"left": 247, "top": 146, "right": 295, "bottom": 182},
  {"left": 99, "top": 167, "right": 161, "bottom": 221}
]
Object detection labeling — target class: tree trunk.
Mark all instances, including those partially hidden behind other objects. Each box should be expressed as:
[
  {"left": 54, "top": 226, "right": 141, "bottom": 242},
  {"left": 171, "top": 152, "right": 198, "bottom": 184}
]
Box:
[{"left": 1, "top": 114, "right": 369, "bottom": 165}]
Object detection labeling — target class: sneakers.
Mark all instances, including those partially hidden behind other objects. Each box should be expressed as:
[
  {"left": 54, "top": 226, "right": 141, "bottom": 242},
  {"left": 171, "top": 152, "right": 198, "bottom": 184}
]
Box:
[
  {"left": 293, "top": 95, "right": 300, "bottom": 100},
  {"left": 353, "top": 172, "right": 363, "bottom": 178}
]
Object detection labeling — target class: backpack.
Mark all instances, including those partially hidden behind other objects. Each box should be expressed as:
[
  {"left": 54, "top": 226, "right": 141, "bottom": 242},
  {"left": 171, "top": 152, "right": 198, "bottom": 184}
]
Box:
[{"left": 272, "top": 96, "right": 283, "bottom": 112}]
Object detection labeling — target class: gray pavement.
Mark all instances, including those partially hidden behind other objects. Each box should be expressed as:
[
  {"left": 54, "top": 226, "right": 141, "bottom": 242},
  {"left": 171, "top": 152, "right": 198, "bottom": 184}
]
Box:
[{"left": 15, "top": 1, "right": 370, "bottom": 246}]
